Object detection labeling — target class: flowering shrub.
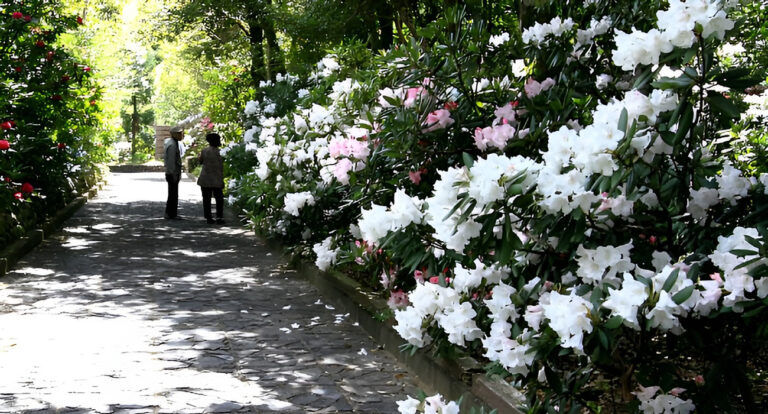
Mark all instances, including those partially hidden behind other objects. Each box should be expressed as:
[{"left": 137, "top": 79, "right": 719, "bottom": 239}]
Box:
[
  {"left": 1, "top": 1, "right": 109, "bottom": 243},
  {"left": 227, "top": 1, "right": 768, "bottom": 412}
]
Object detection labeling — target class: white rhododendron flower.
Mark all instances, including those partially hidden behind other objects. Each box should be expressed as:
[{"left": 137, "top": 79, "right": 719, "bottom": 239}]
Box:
[
  {"left": 452, "top": 260, "right": 510, "bottom": 293},
  {"left": 435, "top": 301, "right": 483, "bottom": 346},
  {"left": 575, "top": 243, "right": 634, "bottom": 285},
  {"left": 602, "top": 273, "right": 649, "bottom": 329},
  {"left": 394, "top": 306, "right": 428, "bottom": 347},
  {"left": 716, "top": 163, "right": 751, "bottom": 205},
  {"left": 633, "top": 385, "right": 696, "bottom": 414},
  {"left": 313, "top": 237, "right": 339, "bottom": 271},
  {"left": 357, "top": 189, "right": 423, "bottom": 244},
  {"left": 283, "top": 192, "right": 315, "bottom": 216},
  {"left": 542, "top": 291, "right": 593, "bottom": 351},
  {"left": 489, "top": 32, "right": 510, "bottom": 47},
  {"left": 613, "top": 0, "right": 733, "bottom": 71},
  {"left": 396, "top": 396, "right": 420, "bottom": 414},
  {"left": 522, "top": 17, "right": 575, "bottom": 46}
]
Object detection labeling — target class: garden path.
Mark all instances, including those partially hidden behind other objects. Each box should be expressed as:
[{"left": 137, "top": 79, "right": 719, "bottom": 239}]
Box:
[{"left": 0, "top": 172, "right": 420, "bottom": 413}]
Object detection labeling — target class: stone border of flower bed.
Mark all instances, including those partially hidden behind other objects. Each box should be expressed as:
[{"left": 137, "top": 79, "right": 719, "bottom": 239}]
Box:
[
  {"left": 0, "top": 183, "right": 103, "bottom": 277},
  {"left": 261, "top": 238, "right": 526, "bottom": 413}
]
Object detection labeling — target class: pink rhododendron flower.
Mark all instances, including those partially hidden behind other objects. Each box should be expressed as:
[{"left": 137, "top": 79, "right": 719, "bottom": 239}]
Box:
[
  {"left": 408, "top": 170, "right": 422, "bottom": 185},
  {"left": 387, "top": 290, "right": 410, "bottom": 310},
  {"left": 12, "top": 12, "right": 23, "bottom": 19},
  {"left": 429, "top": 276, "right": 440, "bottom": 284},
  {"left": 333, "top": 159, "right": 353, "bottom": 184},
  {"left": 380, "top": 272, "right": 391, "bottom": 289},
  {"left": 494, "top": 102, "right": 517, "bottom": 123},
  {"left": 21, "top": 183, "right": 34, "bottom": 193},
  {"left": 413, "top": 270, "right": 424, "bottom": 283},
  {"left": 13, "top": 192, "right": 23, "bottom": 200},
  {"left": 1, "top": 121, "right": 12, "bottom": 130},
  {"left": 0, "top": 140, "right": 9, "bottom": 151},
  {"left": 422, "top": 109, "right": 455, "bottom": 133},
  {"left": 524, "top": 77, "right": 556, "bottom": 98},
  {"left": 474, "top": 124, "right": 516, "bottom": 151},
  {"left": 403, "top": 87, "right": 424, "bottom": 107},
  {"left": 669, "top": 387, "right": 686, "bottom": 397}
]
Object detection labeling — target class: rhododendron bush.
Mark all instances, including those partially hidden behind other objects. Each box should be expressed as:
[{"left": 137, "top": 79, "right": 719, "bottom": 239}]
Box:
[
  {"left": 1, "top": 0, "right": 109, "bottom": 243},
  {"left": 226, "top": 1, "right": 768, "bottom": 412}
]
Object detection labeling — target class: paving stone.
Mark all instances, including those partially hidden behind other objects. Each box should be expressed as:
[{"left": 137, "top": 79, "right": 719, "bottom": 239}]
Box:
[{"left": 0, "top": 172, "right": 419, "bottom": 413}]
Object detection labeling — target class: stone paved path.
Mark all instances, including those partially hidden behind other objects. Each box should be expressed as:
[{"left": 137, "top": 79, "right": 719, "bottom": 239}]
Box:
[{"left": 0, "top": 173, "right": 420, "bottom": 414}]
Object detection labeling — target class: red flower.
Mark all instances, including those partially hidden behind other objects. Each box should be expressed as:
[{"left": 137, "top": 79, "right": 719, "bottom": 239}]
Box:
[
  {"left": 35, "top": 40, "right": 45, "bottom": 47},
  {"left": 77, "top": 16, "right": 83, "bottom": 25},
  {"left": 0, "top": 140, "right": 9, "bottom": 150},
  {"left": 14, "top": 67, "right": 22, "bottom": 73},
  {"left": 12, "top": 12, "right": 23, "bottom": 19},
  {"left": 1, "top": 122, "right": 11, "bottom": 130},
  {"left": 443, "top": 101, "right": 458, "bottom": 110},
  {"left": 51, "top": 94, "right": 62, "bottom": 101},
  {"left": 46, "top": 51, "right": 55, "bottom": 60},
  {"left": 24, "top": 15, "right": 31, "bottom": 22},
  {"left": 82, "top": 66, "right": 91, "bottom": 72},
  {"left": 61, "top": 75, "right": 70, "bottom": 82},
  {"left": 89, "top": 100, "right": 96, "bottom": 106},
  {"left": 57, "top": 142, "right": 66, "bottom": 149},
  {"left": 13, "top": 192, "right": 23, "bottom": 200},
  {"left": 21, "top": 182, "right": 34, "bottom": 193}
]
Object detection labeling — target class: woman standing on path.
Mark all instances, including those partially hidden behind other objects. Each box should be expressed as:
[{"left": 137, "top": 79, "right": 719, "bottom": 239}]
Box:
[{"left": 197, "top": 132, "right": 225, "bottom": 224}]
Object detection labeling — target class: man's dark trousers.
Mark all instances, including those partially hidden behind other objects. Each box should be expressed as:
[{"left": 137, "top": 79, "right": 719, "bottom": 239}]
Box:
[{"left": 165, "top": 173, "right": 181, "bottom": 218}]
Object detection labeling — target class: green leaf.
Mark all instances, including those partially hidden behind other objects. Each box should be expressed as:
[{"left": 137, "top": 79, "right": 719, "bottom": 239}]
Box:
[
  {"left": 651, "top": 75, "right": 695, "bottom": 90},
  {"left": 497, "top": 214, "right": 516, "bottom": 265},
  {"left": 598, "top": 329, "right": 610, "bottom": 350},
  {"left": 617, "top": 108, "right": 628, "bottom": 133},
  {"left": 713, "top": 68, "right": 762, "bottom": 91},
  {"left": 462, "top": 152, "right": 474, "bottom": 168},
  {"left": 632, "top": 67, "right": 655, "bottom": 89},
  {"left": 731, "top": 249, "right": 759, "bottom": 257},
  {"left": 672, "top": 285, "right": 695, "bottom": 305},
  {"left": 744, "top": 235, "right": 763, "bottom": 250},
  {"left": 604, "top": 316, "right": 624, "bottom": 330},
  {"left": 673, "top": 105, "right": 694, "bottom": 146},
  {"left": 662, "top": 268, "right": 680, "bottom": 292},
  {"left": 707, "top": 91, "right": 740, "bottom": 118}
]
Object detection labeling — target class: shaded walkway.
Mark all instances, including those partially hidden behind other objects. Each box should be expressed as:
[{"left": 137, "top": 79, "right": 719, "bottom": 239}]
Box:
[{"left": 0, "top": 173, "right": 419, "bottom": 413}]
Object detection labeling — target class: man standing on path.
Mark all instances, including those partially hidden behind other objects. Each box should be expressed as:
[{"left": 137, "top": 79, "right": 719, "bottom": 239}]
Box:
[{"left": 164, "top": 126, "right": 183, "bottom": 219}]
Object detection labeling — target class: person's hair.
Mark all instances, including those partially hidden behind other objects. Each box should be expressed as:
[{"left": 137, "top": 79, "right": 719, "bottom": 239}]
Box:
[
  {"left": 206, "top": 133, "right": 221, "bottom": 147},
  {"left": 170, "top": 126, "right": 183, "bottom": 138}
]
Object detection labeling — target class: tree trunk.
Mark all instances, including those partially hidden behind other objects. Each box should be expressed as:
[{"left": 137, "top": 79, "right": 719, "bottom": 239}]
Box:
[
  {"left": 130, "top": 94, "right": 138, "bottom": 156},
  {"left": 375, "top": 2, "right": 394, "bottom": 50},
  {"left": 264, "top": 24, "right": 284, "bottom": 80},
  {"left": 247, "top": 19, "right": 266, "bottom": 86}
]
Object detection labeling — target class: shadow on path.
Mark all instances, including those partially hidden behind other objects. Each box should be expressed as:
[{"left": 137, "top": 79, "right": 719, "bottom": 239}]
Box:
[{"left": 0, "top": 173, "right": 418, "bottom": 413}]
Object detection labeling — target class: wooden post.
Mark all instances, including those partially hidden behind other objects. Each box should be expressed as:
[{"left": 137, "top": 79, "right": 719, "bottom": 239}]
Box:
[{"left": 154, "top": 125, "right": 171, "bottom": 161}]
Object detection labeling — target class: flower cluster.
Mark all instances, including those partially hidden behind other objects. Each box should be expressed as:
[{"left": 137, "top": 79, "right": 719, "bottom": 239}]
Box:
[{"left": 613, "top": 0, "right": 734, "bottom": 71}]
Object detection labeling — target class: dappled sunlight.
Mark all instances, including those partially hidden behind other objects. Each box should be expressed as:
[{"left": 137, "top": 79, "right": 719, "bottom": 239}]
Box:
[
  {"left": 10, "top": 267, "right": 55, "bottom": 276},
  {"left": 0, "top": 172, "right": 417, "bottom": 412},
  {"left": 0, "top": 314, "right": 294, "bottom": 411},
  {"left": 61, "top": 236, "right": 100, "bottom": 250}
]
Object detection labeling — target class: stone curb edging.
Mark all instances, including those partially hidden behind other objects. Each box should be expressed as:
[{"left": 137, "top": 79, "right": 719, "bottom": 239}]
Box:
[
  {"left": 0, "top": 183, "right": 102, "bottom": 277},
  {"left": 260, "top": 238, "right": 525, "bottom": 414}
]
